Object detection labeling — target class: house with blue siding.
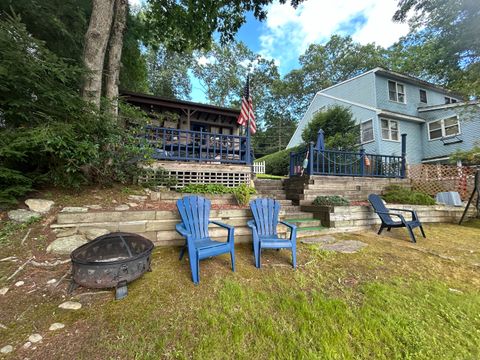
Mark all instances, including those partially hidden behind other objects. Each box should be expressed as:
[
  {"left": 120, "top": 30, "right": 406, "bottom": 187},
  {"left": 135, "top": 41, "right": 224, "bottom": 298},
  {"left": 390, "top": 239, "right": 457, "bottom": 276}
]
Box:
[{"left": 287, "top": 68, "right": 480, "bottom": 165}]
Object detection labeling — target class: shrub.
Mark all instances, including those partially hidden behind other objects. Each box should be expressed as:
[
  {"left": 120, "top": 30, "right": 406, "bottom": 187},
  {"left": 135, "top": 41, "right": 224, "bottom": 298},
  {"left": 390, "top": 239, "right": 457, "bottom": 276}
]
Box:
[
  {"left": 256, "top": 145, "right": 304, "bottom": 176},
  {"left": 0, "top": 15, "right": 153, "bottom": 208},
  {"left": 382, "top": 185, "right": 435, "bottom": 205},
  {"left": 178, "top": 184, "right": 256, "bottom": 206},
  {"left": 313, "top": 195, "right": 350, "bottom": 206},
  {"left": 232, "top": 184, "right": 254, "bottom": 206}
]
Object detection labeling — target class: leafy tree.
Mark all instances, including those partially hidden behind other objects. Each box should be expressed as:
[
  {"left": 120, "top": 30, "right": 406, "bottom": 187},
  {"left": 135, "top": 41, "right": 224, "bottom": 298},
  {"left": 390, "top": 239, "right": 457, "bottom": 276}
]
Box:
[
  {"left": 146, "top": 46, "right": 193, "bottom": 99},
  {"left": 0, "top": 15, "right": 148, "bottom": 207},
  {"left": 301, "top": 106, "right": 358, "bottom": 150},
  {"left": 0, "top": 0, "right": 90, "bottom": 62},
  {"left": 392, "top": 0, "right": 480, "bottom": 96},
  {"left": 281, "top": 36, "right": 388, "bottom": 119},
  {"left": 82, "top": 0, "right": 303, "bottom": 113}
]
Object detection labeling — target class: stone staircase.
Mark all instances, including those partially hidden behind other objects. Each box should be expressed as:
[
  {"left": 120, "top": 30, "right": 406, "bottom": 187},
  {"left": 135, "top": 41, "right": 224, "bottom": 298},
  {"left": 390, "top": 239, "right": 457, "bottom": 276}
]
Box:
[
  {"left": 284, "top": 175, "right": 410, "bottom": 205},
  {"left": 253, "top": 179, "right": 325, "bottom": 238}
]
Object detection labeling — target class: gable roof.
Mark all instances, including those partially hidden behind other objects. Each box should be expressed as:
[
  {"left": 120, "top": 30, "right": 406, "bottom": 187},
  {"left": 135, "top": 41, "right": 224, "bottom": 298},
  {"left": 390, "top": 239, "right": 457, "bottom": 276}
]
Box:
[{"left": 318, "top": 67, "right": 464, "bottom": 99}]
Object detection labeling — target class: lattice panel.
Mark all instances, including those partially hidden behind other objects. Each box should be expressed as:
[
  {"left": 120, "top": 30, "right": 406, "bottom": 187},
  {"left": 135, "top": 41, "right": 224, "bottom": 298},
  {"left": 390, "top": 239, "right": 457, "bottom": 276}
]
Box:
[
  {"left": 408, "top": 164, "right": 477, "bottom": 200},
  {"left": 139, "top": 168, "right": 251, "bottom": 189}
]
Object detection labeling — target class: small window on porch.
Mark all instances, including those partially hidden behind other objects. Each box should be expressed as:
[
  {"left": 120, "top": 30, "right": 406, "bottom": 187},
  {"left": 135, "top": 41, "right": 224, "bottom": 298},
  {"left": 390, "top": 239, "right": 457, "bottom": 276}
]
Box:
[{"left": 360, "top": 119, "right": 374, "bottom": 143}]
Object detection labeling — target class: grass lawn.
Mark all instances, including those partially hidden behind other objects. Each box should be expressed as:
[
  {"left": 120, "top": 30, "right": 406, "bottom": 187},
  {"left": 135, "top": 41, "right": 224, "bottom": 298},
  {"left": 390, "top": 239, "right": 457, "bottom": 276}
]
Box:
[{"left": 0, "top": 220, "right": 479, "bottom": 359}]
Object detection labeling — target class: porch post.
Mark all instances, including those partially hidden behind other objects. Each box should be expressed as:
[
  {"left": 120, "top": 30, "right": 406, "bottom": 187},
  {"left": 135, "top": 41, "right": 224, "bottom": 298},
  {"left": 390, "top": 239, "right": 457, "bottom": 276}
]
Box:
[
  {"left": 359, "top": 148, "right": 365, "bottom": 177},
  {"left": 308, "top": 142, "right": 314, "bottom": 175},
  {"left": 401, "top": 133, "right": 407, "bottom": 178},
  {"left": 289, "top": 152, "right": 294, "bottom": 177}
]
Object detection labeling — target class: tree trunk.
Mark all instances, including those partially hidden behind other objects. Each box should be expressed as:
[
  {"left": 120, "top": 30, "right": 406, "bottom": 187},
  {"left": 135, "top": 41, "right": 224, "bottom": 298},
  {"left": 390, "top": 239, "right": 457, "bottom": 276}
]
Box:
[
  {"left": 105, "top": 0, "right": 128, "bottom": 117},
  {"left": 81, "top": 0, "right": 115, "bottom": 108}
]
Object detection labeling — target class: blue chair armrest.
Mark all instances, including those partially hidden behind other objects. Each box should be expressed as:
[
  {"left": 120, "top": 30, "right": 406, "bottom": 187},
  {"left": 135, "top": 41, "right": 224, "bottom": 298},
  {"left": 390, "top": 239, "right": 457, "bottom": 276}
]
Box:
[
  {"left": 279, "top": 220, "right": 297, "bottom": 241},
  {"left": 175, "top": 223, "right": 191, "bottom": 237},
  {"left": 210, "top": 220, "right": 233, "bottom": 231},
  {"left": 374, "top": 210, "right": 407, "bottom": 223},
  {"left": 279, "top": 220, "right": 297, "bottom": 231},
  {"left": 388, "top": 208, "right": 419, "bottom": 222},
  {"left": 247, "top": 220, "right": 257, "bottom": 229}
]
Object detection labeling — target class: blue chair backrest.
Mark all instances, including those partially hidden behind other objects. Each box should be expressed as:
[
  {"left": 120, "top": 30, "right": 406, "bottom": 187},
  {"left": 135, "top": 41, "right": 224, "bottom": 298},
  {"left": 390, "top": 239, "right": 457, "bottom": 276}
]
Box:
[
  {"left": 177, "top": 195, "right": 211, "bottom": 240},
  {"left": 368, "top": 194, "right": 393, "bottom": 224},
  {"left": 250, "top": 198, "right": 281, "bottom": 237}
]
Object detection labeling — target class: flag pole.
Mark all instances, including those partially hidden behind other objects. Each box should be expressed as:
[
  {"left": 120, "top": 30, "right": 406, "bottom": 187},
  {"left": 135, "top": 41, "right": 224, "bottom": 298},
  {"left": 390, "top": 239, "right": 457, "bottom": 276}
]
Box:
[{"left": 245, "top": 75, "right": 252, "bottom": 165}]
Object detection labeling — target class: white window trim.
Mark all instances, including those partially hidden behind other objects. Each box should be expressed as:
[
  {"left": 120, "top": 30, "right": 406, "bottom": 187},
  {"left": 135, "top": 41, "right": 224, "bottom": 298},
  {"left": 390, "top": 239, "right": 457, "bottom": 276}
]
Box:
[
  {"left": 419, "top": 89, "right": 428, "bottom": 103},
  {"left": 380, "top": 118, "right": 401, "bottom": 142},
  {"left": 427, "top": 115, "right": 461, "bottom": 141},
  {"left": 444, "top": 96, "right": 458, "bottom": 104},
  {"left": 360, "top": 119, "right": 375, "bottom": 144},
  {"left": 388, "top": 79, "right": 406, "bottom": 104}
]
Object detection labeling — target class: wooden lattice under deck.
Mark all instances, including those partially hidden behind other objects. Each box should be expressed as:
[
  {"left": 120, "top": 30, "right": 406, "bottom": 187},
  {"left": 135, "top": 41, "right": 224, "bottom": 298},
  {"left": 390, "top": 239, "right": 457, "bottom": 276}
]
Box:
[
  {"left": 139, "top": 161, "right": 251, "bottom": 189},
  {"left": 408, "top": 164, "right": 477, "bottom": 200}
]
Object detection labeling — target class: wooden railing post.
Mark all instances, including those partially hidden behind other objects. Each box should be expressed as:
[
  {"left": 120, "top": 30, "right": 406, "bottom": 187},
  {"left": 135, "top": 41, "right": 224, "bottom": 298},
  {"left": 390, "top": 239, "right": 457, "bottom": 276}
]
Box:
[
  {"left": 359, "top": 148, "right": 365, "bottom": 177},
  {"left": 401, "top": 133, "right": 407, "bottom": 178},
  {"left": 289, "top": 152, "right": 294, "bottom": 177},
  {"left": 308, "top": 142, "right": 314, "bottom": 175}
]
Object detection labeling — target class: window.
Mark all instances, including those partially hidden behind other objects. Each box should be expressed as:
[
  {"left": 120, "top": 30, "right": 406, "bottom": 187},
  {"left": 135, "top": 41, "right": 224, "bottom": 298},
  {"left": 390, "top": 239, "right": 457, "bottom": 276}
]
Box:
[
  {"left": 428, "top": 116, "right": 460, "bottom": 140},
  {"left": 360, "top": 119, "right": 374, "bottom": 143},
  {"left": 419, "top": 89, "right": 427, "bottom": 103},
  {"left": 381, "top": 119, "right": 399, "bottom": 141},
  {"left": 444, "top": 96, "right": 458, "bottom": 104},
  {"left": 388, "top": 80, "right": 406, "bottom": 103}
]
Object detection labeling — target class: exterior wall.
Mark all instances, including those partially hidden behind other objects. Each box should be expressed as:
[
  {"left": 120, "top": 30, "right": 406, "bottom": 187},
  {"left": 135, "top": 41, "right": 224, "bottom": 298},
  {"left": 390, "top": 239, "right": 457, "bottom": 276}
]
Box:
[
  {"left": 375, "top": 117, "right": 424, "bottom": 164},
  {"left": 322, "top": 72, "right": 377, "bottom": 108},
  {"left": 287, "top": 93, "right": 378, "bottom": 150},
  {"left": 374, "top": 74, "right": 457, "bottom": 116},
  {"left": 421, "top": 105, "right": 480, "bottom": 160}
]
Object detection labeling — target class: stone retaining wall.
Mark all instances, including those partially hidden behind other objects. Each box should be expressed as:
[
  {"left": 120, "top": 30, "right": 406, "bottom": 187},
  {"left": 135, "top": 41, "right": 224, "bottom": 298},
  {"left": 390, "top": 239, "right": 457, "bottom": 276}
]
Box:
[
  {"left": 52, "top": 209, "right": 300, "bottom": 246},
  {"left": 285, "top": 175, "right": 410, "bottom": 204},
  {"left": 300, "top": 204, "right": 476, "bottom": 231}
]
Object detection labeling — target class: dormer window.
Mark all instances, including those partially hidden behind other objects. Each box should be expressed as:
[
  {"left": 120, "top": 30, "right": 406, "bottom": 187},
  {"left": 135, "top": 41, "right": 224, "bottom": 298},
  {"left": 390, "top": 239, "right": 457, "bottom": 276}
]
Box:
[
  {"left": 444, "top": 96, "right": 458, "bottom": 104},
  {"left": 388, "top": 80, "right": 406, "bottom": 103},
  {"left": 419, "top": 89, "right": 427, "bottom": 103}
]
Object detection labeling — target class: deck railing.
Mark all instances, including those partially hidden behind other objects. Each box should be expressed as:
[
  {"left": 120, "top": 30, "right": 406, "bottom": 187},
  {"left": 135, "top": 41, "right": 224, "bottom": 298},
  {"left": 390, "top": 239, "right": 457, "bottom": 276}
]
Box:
[
  {"left": 290, "top": 140, "right": 406, "bottom": 179},
  {"left": 143, "top": 125, "right": 250, "bottom": 164}
]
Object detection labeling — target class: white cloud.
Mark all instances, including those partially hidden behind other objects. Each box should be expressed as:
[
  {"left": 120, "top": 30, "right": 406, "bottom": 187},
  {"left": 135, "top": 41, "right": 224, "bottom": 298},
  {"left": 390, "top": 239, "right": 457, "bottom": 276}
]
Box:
[
  {"left": 259, "top": 0, "right": 409, "bottom": 73},
  {"left": 196, "top": 55, "right": 216, "bottom": 66},
  {"left": 128, "top": 0, "right": 142, "bottom": 7}
]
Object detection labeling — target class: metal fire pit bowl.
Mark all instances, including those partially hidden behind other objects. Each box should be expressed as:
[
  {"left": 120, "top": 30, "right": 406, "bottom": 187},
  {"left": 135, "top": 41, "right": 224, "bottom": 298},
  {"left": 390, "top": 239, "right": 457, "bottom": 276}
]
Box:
[{"left": 70, "top": 232, "right": 154, "bottom": 300}]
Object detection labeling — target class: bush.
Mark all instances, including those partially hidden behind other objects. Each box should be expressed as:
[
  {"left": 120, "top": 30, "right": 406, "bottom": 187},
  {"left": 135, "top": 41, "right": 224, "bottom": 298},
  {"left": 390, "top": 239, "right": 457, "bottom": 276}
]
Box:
[
  {"left": 178, "top": 184, "right": 256, "bottom": 206},
  {"left": 256, "top": 145, "right": 304, "bottom": 176},
  {"left": 0, "top": 15, "right": 152, "bottom": 208},
  {"left": 382, "top": 185, "right": 435, "bottom": 205},
  {"left": 313, "top": 195, "right": 350, "bottom": 206}
]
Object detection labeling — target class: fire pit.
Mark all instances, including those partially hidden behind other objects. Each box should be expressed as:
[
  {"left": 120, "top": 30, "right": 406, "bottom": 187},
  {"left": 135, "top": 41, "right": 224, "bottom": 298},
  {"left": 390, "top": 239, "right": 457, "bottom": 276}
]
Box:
[{"left": 70, "top": 232, "right": 154, "bottom": 300}]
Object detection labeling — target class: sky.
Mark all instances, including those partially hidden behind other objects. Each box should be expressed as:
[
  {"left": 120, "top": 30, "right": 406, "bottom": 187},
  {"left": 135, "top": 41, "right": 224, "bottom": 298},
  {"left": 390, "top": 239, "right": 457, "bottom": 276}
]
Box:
[{"left": 129, "top": 0, "right": 410, "bottom": 102}]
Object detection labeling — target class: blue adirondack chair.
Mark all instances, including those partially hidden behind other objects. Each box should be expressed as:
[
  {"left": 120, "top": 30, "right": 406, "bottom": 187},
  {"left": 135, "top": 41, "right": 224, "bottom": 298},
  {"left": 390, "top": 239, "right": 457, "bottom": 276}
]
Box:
[
  {"left": 247, "top": 198, "right": 297, "bottom": 268},
  {"left": 368, "top": 194, "right": 426, "bottom": 243},
  {"left": 176, "top": 195, "right": 235, "bottom": 284}
]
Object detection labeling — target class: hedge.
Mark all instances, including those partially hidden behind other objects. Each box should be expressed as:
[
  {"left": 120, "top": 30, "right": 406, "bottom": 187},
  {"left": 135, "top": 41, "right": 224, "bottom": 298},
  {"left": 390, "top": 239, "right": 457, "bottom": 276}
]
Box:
[{"left": 256, "top": 145, "right": 305, "bottom": 176}]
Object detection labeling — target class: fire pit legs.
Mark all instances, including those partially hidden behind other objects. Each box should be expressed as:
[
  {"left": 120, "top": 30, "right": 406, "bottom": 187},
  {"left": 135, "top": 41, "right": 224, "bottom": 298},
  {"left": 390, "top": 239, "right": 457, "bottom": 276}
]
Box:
[
  {"left": 115, "top": 280, "right": 128, "bottom": 300},
  {"left": 67, "top": 281, "right": 79, "bottom": 294}
]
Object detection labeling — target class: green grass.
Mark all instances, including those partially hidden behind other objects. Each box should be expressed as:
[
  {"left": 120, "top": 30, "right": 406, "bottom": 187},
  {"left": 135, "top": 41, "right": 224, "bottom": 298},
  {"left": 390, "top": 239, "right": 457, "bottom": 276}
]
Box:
[{"left": 1, "top": 221, "right": 480, "bottom": 358}]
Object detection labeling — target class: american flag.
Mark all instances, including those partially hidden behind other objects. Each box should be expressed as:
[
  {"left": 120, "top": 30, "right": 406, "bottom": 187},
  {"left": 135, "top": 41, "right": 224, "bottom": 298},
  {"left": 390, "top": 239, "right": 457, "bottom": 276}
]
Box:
[{"left": 237, "top": 76, "right": 256, "bottom": 134}]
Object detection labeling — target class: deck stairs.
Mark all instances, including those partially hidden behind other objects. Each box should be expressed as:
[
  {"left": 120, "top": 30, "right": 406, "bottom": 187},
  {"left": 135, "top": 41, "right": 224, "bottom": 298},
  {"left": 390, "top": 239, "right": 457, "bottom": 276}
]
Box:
[{"left": 253, "top": 179, "right": 325, "bottom": 238}]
